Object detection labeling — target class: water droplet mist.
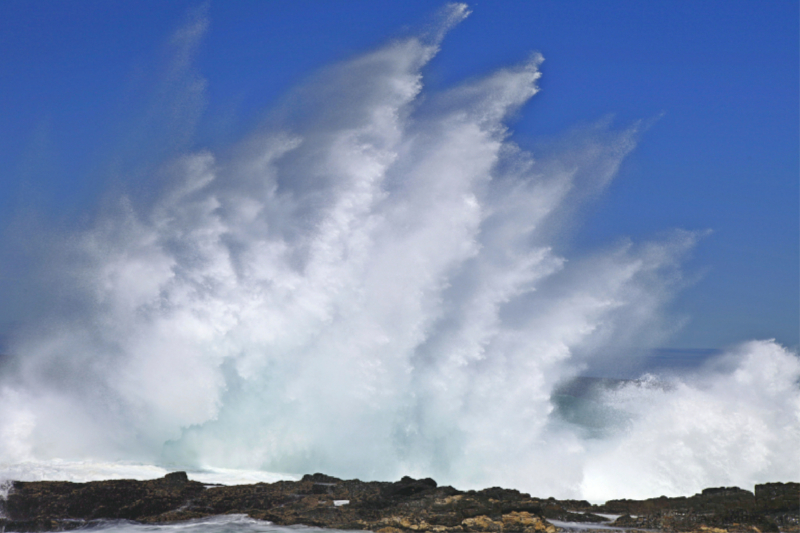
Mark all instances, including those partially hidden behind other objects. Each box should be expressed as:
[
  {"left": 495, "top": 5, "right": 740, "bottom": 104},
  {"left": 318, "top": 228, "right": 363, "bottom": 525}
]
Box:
[{"left": 0, "top": 4, "right": 797, "bottom": 500}]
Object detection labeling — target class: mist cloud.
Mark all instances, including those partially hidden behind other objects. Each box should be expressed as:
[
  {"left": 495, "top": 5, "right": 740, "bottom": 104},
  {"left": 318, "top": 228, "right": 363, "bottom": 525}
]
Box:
[{"left": 0, "top": 4, "right": 797, "bottom": 500}]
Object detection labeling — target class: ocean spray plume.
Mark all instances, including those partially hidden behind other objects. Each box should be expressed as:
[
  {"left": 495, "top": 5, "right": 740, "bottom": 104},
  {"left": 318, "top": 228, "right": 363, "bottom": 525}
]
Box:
[
  {"left": 0, "top": 5, "right": 798, "bottom": 500},
  {"left": 580, "top": 340, "right": 800, "bottom": 499}
]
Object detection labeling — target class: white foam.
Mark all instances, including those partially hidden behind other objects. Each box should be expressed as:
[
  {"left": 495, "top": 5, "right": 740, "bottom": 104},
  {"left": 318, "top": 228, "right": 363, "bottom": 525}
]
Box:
[
  {"left": 39, "top": 514, "right": 360, "bottom": 533},
  {"left": 580, "top": 340, "right": 800, "bottom": 500},
  {"left": 0, "top": 459, "right": 170, "bottom": 483},
  {"left": 548, "top": 520, "right": 639, "bottom": 531},
  {"left": 0, "top": 459, "right": 298, "bottom": 487},
  {"left": 186, "top": 467, "right": 299, "bottom": 486},
  {"left": 0, "top": 5, "right": 796, "bottom": 502}
]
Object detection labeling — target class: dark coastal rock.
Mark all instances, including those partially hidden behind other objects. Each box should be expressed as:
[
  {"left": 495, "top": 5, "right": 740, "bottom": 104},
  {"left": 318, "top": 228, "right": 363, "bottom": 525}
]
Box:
[
  {"left": 601, "top": 483, "right": 800, "bottom": 532},
  {"left": 756, "top": 482, "right": 800, "bottom": 513},
  {"left": 0, "top": 473, "right": 797, "bottom": 533},
  {"left": 381, "top": 476, "right": 437, "bottom": 498},
  {"left": 0, "top": 475, "right": 206, "bottom": 531},
  {"left": 599, "top": 485, "right": 756, "bottom": 515},
  {"left": 0, "top": 473, "right": 557, "bottom": 533}
]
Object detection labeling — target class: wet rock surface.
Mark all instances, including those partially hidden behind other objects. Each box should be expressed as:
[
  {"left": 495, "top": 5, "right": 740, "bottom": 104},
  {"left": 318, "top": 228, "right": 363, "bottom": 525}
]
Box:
[
  {"left": 0, "top": 473, "right": 796, "bottom": 533},
  {"left": 596, "top": 482, "right": 799, "bottom": 533}
]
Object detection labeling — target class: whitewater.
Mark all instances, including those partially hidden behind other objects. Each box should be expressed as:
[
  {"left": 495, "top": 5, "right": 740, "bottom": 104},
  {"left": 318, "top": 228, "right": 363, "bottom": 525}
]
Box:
[{"left": 0, "top": 3, "right": 798, "bottom": 505}]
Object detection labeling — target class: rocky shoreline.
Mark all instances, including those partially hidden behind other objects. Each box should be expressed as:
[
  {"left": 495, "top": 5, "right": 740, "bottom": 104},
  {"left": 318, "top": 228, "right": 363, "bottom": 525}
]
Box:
[{"left": 0, "top": 472, "right": 797, "bottom": 533}]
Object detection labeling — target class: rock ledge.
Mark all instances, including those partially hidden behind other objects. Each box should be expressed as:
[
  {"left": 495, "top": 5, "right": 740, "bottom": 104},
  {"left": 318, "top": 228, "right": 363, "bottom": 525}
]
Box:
[{"left": 0, "top": 473, "right": 796, "bottom": 533}]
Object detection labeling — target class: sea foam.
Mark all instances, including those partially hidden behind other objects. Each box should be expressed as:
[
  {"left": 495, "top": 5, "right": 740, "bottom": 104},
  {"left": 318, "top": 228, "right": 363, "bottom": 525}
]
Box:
[{"left": 0, "top": 4, "right": 797, "bottom": 501}]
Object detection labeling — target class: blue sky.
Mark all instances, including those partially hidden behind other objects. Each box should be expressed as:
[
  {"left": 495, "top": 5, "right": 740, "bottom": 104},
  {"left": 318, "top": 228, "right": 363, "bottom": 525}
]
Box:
[{"left": 0, "top": 0, "right": 797, "bottom": 351}]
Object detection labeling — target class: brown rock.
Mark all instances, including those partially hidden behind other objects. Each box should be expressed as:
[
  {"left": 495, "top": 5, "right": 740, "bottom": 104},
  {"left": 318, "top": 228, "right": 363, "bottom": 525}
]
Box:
[
  {"left": 502, "top": 511, "right": 551, "bottom": 532},
  {"left": 462, "top": 515, "right": 502, "bottom": 532},
  {"left": 0, "top": 472, "right": 794, "bottom": 533}
]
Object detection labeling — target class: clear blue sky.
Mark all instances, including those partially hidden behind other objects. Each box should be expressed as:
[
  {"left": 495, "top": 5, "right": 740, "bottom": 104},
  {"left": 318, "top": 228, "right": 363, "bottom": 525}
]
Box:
[{"left": 0, "top": 0, "right": 797, "bottom": 350}]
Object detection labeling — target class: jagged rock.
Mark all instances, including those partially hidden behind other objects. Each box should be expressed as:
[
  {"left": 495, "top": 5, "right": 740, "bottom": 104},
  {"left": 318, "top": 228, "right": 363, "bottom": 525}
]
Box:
[
  {"left": 501, "top": 511, "right": 556, "bottom": 533},
  {"left": 756, "top": 482, "right": 800, "bottom": 513},
  {"left": 610, "top": 514, "right": 637, "bottom": 527},
  {"left": 382, "top": 476, "right": 438, "bottom": 499},
  {"left": 600, "top": 484, "right": 799, "bottom": 533},
  {"left": 462, "top": 515, "right": 502, "bottom": 531},
  {"left": 0, "top": 473, "right": 797, "bottom": 533}
]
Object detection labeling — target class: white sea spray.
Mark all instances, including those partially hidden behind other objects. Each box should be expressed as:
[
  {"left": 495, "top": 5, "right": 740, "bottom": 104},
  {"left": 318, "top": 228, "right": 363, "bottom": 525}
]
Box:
[{"left": 0, "top": 4, "right": 797, "bottom": 500}]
